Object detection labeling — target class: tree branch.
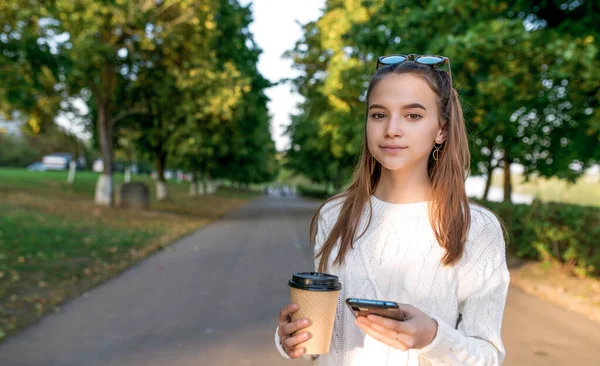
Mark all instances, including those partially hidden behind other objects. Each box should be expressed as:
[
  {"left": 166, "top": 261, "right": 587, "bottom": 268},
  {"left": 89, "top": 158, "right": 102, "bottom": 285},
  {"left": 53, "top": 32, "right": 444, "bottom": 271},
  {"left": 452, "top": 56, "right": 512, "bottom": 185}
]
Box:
[{"left": 110, "top": 107, "right": 149, "bottom": 125}]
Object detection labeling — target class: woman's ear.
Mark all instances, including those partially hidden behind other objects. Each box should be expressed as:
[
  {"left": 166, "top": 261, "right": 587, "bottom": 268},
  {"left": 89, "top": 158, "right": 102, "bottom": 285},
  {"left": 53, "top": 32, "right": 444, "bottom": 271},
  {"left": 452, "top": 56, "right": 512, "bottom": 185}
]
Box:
[{"left": 435, "top": 123, "right": 448, "bottom": 144}]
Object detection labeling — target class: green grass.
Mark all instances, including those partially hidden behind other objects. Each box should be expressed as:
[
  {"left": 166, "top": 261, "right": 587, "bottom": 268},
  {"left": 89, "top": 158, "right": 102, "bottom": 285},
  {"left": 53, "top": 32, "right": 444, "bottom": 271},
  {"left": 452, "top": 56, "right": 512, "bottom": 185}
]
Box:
[
  {"left": 490, "top": 171, "right": 600, "bottom": 207},
  {"left": 0, "top": 168, "right": 181, "bottom": 199},
  {"left": 0, "top": 168, "right": 262, "bottom": 341},
  {"left": 1, "top": 205, "right": 161, "bottom": 274}
]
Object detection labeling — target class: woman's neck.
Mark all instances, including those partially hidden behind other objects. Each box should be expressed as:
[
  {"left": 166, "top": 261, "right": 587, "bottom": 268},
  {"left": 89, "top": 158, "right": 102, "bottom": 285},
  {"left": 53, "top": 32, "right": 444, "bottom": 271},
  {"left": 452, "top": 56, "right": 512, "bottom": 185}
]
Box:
[{"left": 374, "top": 166, "right": 432, "bottom": 204}]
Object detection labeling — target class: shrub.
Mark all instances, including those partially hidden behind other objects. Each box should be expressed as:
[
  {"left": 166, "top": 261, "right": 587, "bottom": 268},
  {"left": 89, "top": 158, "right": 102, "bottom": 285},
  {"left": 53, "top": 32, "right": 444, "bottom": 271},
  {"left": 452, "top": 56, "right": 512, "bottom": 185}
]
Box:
[
  {"left": 0, "top": 134, "right": 39, "bottom": 167},
  {"left": 476, "top": 199, "right": 600, "bottom": 277},
  {"left": 297, "top": 185, "right": 331, "bottom": 200}
]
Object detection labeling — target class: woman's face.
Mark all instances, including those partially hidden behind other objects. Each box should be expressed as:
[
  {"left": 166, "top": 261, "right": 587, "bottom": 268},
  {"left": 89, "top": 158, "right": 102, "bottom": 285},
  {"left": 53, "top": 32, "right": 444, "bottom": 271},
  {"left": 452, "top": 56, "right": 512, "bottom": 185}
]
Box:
[{"left": 366, "top": 73, "right": 446, "bottom": 172}]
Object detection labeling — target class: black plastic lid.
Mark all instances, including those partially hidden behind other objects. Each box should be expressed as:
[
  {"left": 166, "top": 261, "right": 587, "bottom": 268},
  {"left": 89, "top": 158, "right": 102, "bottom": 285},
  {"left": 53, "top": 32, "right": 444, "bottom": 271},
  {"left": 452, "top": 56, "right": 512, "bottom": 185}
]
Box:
[{"left": 288, "top": 272, "right": 342, "bottom": 291}]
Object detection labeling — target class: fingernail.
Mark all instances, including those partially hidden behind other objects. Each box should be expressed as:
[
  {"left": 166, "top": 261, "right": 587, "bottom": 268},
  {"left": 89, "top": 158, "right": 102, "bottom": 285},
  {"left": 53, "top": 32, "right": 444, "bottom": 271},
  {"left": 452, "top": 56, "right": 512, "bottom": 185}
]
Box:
[{"left": 302, "top": 319, "right": 310, "bottom": 325}]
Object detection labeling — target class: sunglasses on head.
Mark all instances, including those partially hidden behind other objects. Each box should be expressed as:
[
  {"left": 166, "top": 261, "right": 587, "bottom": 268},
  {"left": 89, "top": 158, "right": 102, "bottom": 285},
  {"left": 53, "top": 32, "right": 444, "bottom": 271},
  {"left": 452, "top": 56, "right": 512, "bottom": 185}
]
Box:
[{"left": 376, "top": 54, "right": 451, "bottom": 80}]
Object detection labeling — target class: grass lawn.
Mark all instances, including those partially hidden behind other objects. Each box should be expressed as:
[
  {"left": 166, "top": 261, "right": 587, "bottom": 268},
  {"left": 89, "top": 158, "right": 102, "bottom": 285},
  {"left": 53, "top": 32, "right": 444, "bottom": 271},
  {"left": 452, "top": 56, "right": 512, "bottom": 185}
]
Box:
[
  {"left": 0, "top": 168, "right": 261, "bottom": 342},
  {"left": 490, "top": 171, "right": 600, "bottom": 207}
]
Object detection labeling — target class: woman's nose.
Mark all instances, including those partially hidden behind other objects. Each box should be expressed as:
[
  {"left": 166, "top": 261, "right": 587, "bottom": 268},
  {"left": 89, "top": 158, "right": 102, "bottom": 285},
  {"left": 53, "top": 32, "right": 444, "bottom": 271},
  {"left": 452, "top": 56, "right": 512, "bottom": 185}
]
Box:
[{"left": 385, "top": 116, "right": 403, "bottom": 138}]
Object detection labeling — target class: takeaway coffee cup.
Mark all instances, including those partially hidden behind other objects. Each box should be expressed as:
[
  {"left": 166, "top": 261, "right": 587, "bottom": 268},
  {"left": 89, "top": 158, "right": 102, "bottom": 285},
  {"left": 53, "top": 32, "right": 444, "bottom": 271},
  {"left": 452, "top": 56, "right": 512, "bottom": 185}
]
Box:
[{"left": 288, "top": 272, "right": 342, "bottom": 355}]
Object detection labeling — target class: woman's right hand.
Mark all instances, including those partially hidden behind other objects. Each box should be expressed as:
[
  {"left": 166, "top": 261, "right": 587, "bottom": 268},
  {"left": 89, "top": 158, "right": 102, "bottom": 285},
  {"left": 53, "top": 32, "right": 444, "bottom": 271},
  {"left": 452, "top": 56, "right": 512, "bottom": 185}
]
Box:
[{"left": 277, "top": 303, "right": 312, "bottom": 359}]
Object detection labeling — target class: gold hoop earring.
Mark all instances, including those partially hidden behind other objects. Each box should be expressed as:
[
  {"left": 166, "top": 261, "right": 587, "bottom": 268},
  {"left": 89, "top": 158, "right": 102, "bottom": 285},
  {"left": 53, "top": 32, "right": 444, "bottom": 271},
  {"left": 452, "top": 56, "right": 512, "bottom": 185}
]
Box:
[{"left": 433, "top": 142, "right": 443, "bottom": 161}]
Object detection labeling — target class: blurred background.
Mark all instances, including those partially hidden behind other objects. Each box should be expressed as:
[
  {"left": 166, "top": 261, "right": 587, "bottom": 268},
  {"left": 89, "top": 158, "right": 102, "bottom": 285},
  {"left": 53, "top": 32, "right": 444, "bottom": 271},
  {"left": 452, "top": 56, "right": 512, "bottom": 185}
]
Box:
[{"left": 0, "top": 0, "right": 599, "bottom": 364}]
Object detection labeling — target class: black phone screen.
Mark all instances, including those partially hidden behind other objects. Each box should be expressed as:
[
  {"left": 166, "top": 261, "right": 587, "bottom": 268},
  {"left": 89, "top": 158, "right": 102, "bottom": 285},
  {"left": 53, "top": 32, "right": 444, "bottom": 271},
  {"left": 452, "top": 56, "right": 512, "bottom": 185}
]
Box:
[{"left": 345, "top": 298, "right": 405, "bottom": 321}]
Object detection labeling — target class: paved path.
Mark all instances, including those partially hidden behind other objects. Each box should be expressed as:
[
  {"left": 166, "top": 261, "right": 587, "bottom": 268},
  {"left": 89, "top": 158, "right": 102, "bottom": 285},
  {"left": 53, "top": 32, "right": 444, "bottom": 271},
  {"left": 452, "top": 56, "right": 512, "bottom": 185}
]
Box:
[{"left": 1, "top": 196, "right": 599, "bottom": 365}]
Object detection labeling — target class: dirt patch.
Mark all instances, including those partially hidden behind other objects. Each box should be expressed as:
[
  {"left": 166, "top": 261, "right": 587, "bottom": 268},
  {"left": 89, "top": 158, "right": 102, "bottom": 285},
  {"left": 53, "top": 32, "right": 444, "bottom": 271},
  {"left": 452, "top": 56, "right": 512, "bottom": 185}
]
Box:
[{"left": 508, "top": 256, "right": 600, "bottom": 324}]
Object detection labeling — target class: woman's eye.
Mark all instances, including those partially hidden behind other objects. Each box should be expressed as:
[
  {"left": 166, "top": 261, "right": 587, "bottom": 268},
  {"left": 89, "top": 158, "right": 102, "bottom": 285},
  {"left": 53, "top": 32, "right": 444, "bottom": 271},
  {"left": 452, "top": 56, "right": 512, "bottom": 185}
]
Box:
[
  {"left": 370, "top": 113, "right": 386, "bottom": 120},
  {"left": 406, "top": 113, "right": 422, "bottom": 120}
]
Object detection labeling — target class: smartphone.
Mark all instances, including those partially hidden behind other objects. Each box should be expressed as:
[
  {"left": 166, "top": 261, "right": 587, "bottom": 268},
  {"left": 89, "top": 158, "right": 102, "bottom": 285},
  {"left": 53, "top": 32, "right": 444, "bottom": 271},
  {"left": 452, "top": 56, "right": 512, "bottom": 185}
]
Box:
[{"left": 345, "top": 298, "right": 405, "bottom": 321}]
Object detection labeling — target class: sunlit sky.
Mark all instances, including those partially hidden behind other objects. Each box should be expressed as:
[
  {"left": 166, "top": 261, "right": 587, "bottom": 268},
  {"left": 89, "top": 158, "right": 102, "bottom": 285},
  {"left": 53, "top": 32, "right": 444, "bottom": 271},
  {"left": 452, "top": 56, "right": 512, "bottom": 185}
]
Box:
[{"left": 242, "top": 0, "right": 325, "bottom": 151}]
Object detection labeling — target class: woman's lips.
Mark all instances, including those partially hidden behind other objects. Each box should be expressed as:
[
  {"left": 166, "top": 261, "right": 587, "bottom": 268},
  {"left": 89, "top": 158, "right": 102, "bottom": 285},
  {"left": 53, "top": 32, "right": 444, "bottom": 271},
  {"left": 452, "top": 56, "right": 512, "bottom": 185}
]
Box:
[{"left": 380, "top": 146, "right": 407, "bottom": 154}]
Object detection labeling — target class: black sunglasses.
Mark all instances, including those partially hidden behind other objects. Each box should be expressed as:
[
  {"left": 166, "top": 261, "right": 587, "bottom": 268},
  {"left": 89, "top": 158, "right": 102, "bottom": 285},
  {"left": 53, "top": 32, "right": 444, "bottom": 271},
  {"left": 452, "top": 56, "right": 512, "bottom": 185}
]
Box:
[{"left": 376, "top": 54, "right": 451, "bottom": 81}]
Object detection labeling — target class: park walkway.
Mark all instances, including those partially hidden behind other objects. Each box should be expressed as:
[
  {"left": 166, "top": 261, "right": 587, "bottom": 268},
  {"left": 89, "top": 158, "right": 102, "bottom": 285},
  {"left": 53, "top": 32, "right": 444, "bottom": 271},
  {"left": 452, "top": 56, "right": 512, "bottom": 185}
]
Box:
[{"left": 1, "top": 196, "right": 599, "bottom": 365}]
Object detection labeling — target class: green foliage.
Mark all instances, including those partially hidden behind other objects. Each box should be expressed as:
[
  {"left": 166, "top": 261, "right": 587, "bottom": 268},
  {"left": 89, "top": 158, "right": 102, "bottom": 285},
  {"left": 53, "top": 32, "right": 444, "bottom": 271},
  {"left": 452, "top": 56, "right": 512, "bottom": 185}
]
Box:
[
  {"left": 477, "top": 199, "right": 600, "bottom": 277},
  {"left": 208, "top": 0, "right": 278, "bottom": 184},
  {"left": 0, "top": 0, "right": 67, "bottom": 133},
  {"left": 297, "top": 185, "right": 333, "bottom": 200},
  {"left": 0, "top": 0, "right": 278, "bottom": 199},
  {"left": 288, "top": 0, "right": 600, "bottom": 196},
  {"left": 0, "top": 135, "right": 38, "bottom": 167},
  {"left": 0, "top": 124, "right": 88, "bottom": 167}
]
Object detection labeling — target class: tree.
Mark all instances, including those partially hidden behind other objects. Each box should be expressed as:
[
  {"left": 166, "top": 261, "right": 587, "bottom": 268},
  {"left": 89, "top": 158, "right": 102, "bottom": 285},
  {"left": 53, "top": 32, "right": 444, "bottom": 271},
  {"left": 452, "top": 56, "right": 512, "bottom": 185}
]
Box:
[
  {"left": 288, "top": 0, "right": 600, "bottom": 203},
  {"left": 210, "top": 0, "right": 278, "bottom": 187},
  {"left": 50, "top": 0, "right": 225, "bottom": 204},
  {"left": 0, "top": 1, "right": 67, "bottom": 134},
  {"left": 285, "top": 7, "right": 368, "bottom": 190},
  {"left": 170, "top": 0, "right": 277, "bottom": 192},
  {"left": 49, "top": 0, "right": 138, "bottom": 205}
]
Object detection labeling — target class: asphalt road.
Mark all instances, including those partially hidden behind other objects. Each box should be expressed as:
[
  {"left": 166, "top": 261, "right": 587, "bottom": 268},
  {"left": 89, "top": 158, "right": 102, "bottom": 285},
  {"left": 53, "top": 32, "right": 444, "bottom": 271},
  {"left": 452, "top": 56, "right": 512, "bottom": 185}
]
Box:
[{"left": 1, "top": 195, "right": 599, "bottom": 365}]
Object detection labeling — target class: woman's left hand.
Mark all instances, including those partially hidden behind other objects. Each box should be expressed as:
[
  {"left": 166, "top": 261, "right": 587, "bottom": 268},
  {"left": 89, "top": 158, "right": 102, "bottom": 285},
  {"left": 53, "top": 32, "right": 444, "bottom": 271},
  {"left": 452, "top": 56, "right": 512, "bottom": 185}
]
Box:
[{"left": 355, "top": 304, "right": 438, "bottom": 351}]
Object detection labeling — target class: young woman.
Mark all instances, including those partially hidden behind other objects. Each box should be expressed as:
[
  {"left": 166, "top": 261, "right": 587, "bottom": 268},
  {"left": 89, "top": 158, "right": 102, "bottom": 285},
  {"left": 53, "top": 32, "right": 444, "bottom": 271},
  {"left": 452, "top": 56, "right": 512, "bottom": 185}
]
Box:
[{"left": 274, "top": 54, "right": 510, "bottom": 365}]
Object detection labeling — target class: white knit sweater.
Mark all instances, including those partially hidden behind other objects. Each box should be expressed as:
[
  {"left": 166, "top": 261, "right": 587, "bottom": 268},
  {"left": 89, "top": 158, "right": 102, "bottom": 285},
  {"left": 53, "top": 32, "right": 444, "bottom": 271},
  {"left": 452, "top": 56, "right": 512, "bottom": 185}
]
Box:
[{"left": 275, "top": 195, "right": 510, "bottom": 365}]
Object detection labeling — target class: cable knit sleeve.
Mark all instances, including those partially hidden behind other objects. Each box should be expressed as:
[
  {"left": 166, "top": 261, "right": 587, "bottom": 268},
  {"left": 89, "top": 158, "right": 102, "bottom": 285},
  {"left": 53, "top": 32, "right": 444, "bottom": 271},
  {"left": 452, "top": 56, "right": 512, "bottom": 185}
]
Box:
[
  {"left": 417, "top": 215, "right": 511, "bottom": 365},
  {"left": 273, "top": 207, "right": 331, "bottom": 361}
]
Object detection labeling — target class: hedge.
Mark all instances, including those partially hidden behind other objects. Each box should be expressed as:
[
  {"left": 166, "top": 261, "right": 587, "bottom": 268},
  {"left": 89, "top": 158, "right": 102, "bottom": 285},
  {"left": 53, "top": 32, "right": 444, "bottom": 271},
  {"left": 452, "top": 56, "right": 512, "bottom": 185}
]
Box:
[
  {"left": 476, "top": 199, "right": 600, "bottom": 278},
  {"left": 297, "top": 185, "right": 331, "bottom": 200}
]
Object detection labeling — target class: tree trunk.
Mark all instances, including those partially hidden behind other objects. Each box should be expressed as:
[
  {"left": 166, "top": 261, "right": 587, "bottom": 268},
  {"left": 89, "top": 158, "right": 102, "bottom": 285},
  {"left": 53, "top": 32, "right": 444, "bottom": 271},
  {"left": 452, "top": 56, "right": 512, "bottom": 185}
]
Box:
[
  {"left": 67, "top": 136, "right": 78, "bottom": 185},
  {"left": 124, "top": 166, "right": 131, "bottom": 183},
  {"left": 67, "top": 160, "right": 77, "bottom": 184},
  {"left": 95, "top": 100, "right": 113, "bottom": 206},
  {"left": 482, "top": 141, "right": 495, "bottom": 201},
  {"left": 155, "top": 151, "right": 168, "bottom": 201},
  {"left": 190, "top": 170, "right": 198, "bottom": 196},
  {"left": 124, "top": 149, "right": 133, "bottom": 183},
  {"left": 202, "top": 175, "right": 208, "bottom": 195},
  {"left": 503, "top": 149, "right": 512, "bottom": 203},
  {"left": 483, "top": 166, "right": 493, "bottom": 201},
  {"left": 156, "top": 181, "right": 168, "bottom": 200}
]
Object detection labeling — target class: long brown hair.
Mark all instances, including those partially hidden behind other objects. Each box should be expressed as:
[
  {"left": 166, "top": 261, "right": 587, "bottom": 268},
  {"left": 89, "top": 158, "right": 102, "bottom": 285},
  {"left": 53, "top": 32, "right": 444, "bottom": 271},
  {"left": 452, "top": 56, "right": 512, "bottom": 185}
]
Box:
[{"left": 310, "top": 61, "right": 472, "bottom": 273}]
